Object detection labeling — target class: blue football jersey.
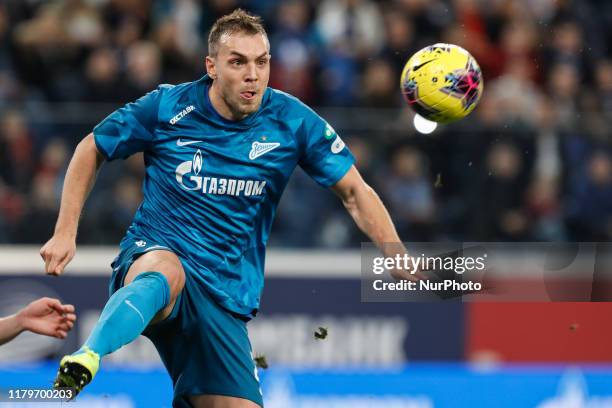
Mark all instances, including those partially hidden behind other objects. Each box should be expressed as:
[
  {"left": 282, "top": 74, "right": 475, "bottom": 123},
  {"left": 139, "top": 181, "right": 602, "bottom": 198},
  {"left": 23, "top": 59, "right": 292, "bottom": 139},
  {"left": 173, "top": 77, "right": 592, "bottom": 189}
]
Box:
[{"left": 93, "top": 75, "right": 355, "bottom": 316}]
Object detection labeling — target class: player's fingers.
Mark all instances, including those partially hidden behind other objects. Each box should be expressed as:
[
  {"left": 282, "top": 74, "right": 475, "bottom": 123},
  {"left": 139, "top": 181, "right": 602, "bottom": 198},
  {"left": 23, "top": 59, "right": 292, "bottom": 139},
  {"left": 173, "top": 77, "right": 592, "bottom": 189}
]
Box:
[
  {"left": 414, "top": 270, "right": 428, "bottom": 281},
  {"left": 46, "top": 298, "right": 64, "bottom": 313},
  {"left": 54, "top": 252, "right": 74, "bottom": 276},
  {"left": 46, "top": 254, "right": 60, "bottom": 275},
  {"left": 57, "top": 316, "right": 73, "bottom": 327},
  {"left": 53, "top": 259, "right": 66, "bottom": 276},
  {"left": 56, "top": 330, "right": 68, "bottom": 339},
  {"left": 58, "top": 321, "right": 73, "bottom": 331},
  {"left": 48, "top": 253, "right": 67, "bottom": 276},
  {"left": 408, "top": 273, "right": 421, "bottom": 283},
  {"left": 63, "top": 313, "right": 77, "bottom": 322},
  {"left": 39, "top": 243, "right": 50, "bottom": 260},
  {"left": 43, "top": 253, "right": 54, "bottom": 274},
  {"left": 61, "top": 304, "right": 75, "bottom": 314},
  {"left": 390, "top": 269, "right": 417, "bottom": 282}
]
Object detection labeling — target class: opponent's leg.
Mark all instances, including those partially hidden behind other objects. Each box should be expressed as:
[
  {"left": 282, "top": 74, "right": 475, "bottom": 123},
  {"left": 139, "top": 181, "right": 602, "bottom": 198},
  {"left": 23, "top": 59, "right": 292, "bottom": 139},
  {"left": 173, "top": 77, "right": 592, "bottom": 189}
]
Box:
[
  {"left": 188, "top": 394, "right": 261, "bottom": 408},
  {"left": 54, "top": 250, "right": 185, "bottom": 396}
]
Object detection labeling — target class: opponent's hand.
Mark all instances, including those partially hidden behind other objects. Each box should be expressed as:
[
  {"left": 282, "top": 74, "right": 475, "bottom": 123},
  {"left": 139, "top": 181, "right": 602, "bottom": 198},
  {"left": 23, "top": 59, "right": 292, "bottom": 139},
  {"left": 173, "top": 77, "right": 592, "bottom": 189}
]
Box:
[
  {"left": 16, "top": 297, "right": 76, "bottom": 339},
  {"left": 40, "top": 234, "right": 76, "bottom": 276}
]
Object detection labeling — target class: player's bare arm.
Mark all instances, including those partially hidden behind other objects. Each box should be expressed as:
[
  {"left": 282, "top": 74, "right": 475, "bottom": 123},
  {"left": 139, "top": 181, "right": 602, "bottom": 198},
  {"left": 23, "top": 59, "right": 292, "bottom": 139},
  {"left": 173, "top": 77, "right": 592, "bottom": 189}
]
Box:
[
  {"left": 332, "top": 165, "right": 422, "bottom": 281},
  {"left": 40, "top": 133, "right": 104, "bottom": 276}
]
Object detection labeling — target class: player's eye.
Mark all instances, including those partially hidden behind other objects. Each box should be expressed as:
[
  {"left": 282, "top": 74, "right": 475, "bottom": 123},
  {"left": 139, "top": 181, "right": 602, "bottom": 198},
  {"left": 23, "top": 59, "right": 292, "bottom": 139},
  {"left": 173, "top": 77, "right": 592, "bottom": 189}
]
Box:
[
  {"left": 230, "top": 59, "right": 242, "bottom": 66},
  {"left": 257, "top": 59, "right": 268, "bottom": 66}
]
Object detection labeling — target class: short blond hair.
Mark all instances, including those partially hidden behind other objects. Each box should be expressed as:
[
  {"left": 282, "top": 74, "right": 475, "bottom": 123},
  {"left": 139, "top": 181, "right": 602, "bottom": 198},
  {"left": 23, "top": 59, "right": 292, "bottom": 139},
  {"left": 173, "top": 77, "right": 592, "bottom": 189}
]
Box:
[{"left": 208, "top": 9, "right": 268, "bottom": 56}]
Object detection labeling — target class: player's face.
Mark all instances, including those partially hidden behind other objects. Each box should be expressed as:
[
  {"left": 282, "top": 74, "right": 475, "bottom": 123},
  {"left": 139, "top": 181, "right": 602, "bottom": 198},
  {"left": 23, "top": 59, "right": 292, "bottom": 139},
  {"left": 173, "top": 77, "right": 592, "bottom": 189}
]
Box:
[{"left": 207, "top": 32, "right": 270, "bottom": 121}]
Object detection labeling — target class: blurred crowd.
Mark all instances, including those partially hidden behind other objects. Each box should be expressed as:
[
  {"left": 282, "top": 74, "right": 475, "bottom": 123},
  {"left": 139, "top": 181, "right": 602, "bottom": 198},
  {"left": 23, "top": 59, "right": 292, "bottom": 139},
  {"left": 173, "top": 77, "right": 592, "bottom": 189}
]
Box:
[{"left": 0, "top": 0, "right": 611, "bottom": 246}]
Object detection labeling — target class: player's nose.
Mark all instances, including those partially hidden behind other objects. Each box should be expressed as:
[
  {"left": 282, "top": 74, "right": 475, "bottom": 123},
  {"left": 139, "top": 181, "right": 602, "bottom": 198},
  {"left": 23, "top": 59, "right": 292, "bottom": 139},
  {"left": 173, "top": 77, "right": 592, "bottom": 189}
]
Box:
[{"left": 245, "top": 62, "right": 258, "bottom": 82}]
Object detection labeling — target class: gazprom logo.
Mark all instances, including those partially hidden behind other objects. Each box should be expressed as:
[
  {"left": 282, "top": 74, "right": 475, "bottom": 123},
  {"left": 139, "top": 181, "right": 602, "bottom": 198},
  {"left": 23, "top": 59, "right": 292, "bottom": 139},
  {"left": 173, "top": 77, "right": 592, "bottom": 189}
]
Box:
[
  {"left": 175, "top": 151, "right": 202, "bottom": 191},
  {"left": 175, "top": 149, "right": 266, "bottom": 197}
]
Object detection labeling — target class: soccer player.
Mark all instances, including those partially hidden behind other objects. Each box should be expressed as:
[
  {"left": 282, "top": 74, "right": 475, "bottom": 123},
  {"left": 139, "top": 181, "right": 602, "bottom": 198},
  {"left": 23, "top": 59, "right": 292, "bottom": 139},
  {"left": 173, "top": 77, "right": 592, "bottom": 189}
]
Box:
[
  {"left": 40, "top": 9, "right": 410, "bottom": 408},
  {"left": 0, "top": 297, "right": 76, "bottom": 346}
]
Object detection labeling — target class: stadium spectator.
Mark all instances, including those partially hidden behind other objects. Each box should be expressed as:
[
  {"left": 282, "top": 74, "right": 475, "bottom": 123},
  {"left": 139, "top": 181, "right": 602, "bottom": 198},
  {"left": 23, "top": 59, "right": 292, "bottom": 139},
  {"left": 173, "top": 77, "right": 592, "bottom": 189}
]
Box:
[
  {"left": 381, "top": 147, "right": 436, "bottom": 241},
  {"left": 0, "top": 0, "right": 610, "bottom": 245},
  {"left": 13, "top": 173, "right": 59, "bottom": 243},
  {"left": 269, "top": 0, "right": 320, "bottom": 103},
  {"left": 470, "top": 142, "right": 530, "bottom": 241},
  {"left": 360, "top": 58, "right": 399, "bottom": 108},
  {"left": 547, "top": 62, "right": 581, "bottom": 131},
  {"left": 124, "top": 41, "right": 163, "bottom": 101},
  {"left": 315, "top": 0, "right": 385, "bottom": 58},
  {"left": 84, "top": 48, "right": 125, "bottom": 103},
  {"left": 595, "top": 60, "right": 612, "bottom": 123},
  {"left": 525, "top": 177, "right": 566, "bottom": 241},
  {"left": 566, "top": 151, "right": 612, "bottom": 241},
  {"left": 0, "top": 110, "right": 34, "bottom": 194},
  {"left": 379, "top": 8, "right": 415, "bottom": 70}
]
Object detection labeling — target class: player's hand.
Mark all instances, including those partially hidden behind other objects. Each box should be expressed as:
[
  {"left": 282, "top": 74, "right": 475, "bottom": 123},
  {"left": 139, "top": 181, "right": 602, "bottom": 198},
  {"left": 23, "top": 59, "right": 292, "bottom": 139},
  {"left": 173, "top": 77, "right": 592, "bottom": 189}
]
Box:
[
  {"left": 390, "top": 264, "right": 427, "bottom": 282},
  {"left": 16, "top": 297, "right": 76, "bottom": 339},
  {"left": 40, "top": 234, "right": 76, "bottom": 276}
]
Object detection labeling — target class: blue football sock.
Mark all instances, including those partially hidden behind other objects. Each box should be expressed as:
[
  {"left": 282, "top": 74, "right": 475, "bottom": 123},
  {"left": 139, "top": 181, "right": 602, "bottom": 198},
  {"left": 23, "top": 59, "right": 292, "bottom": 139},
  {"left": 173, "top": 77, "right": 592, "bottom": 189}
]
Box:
[{"left": 78, "top": 271, "right": 171, "bottom": 357}]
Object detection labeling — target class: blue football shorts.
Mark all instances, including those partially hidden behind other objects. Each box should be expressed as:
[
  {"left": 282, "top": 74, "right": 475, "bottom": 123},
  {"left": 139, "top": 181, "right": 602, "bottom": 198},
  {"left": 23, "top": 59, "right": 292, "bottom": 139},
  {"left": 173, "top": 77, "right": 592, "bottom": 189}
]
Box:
[{"left": 108, "top": 237, "right": 263, "bottom": 407}]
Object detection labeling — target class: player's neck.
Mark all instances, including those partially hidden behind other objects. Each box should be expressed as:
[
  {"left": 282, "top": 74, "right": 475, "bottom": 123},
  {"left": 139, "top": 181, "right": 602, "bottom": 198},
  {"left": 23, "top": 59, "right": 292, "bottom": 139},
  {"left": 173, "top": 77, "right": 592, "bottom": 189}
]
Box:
[{"left": 208, "top": 82, "right": 247, "bottom": 122}]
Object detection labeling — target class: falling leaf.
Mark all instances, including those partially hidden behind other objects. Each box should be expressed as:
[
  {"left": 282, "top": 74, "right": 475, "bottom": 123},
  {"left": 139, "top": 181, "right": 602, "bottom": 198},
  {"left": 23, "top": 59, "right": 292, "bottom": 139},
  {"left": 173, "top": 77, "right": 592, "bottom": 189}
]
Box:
[
  {"left": 314, "top": 327, "right": 328, "bottom": 340},
  {"left": 254, "top": 354, "right": 269, "bottom": 369}
]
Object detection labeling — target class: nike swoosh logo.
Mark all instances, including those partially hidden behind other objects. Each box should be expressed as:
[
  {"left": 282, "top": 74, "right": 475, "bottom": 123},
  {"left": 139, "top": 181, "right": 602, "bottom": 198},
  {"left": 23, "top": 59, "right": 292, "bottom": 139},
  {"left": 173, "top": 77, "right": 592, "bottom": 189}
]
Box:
[
  {"left": 177, "top": 139, "right": 203, "bottom": 147},
  {"left": 125, "top": 300, "right": 145, "bottom": 325},
  {"left": 412, "top": 59, "right": 435, "bottom": 72}
]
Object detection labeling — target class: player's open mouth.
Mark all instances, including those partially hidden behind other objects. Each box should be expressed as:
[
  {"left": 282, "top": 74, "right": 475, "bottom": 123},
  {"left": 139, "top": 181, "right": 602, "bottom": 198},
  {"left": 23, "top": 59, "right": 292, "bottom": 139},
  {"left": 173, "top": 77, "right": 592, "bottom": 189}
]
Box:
[{"left": 240, "top": 91, "right": 256, "bottom": 100}]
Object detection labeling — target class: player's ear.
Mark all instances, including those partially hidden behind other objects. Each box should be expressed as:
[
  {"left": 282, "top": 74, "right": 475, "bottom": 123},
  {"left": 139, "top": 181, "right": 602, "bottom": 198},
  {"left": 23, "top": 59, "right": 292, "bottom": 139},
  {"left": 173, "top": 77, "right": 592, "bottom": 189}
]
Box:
[{"left": 205, "top": 56, "right": 217, "bottom": 79}]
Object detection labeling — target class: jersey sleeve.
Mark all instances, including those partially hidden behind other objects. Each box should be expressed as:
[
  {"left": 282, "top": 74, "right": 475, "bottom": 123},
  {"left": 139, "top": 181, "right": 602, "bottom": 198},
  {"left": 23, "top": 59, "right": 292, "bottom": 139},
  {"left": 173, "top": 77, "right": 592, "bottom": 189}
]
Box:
[
  {"left": 298, "top": 108, "right": 355, "bottom": 187},
  {"left": 93, "top": 86, "right": 164, "bottom": 161}
]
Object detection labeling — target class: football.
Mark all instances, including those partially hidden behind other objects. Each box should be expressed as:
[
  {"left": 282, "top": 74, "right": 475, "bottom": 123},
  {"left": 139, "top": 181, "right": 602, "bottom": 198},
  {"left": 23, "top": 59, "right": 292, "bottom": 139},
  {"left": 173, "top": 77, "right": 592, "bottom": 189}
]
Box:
[{"left": 400, "top": 43, "right": 483, "bottom": 124}]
